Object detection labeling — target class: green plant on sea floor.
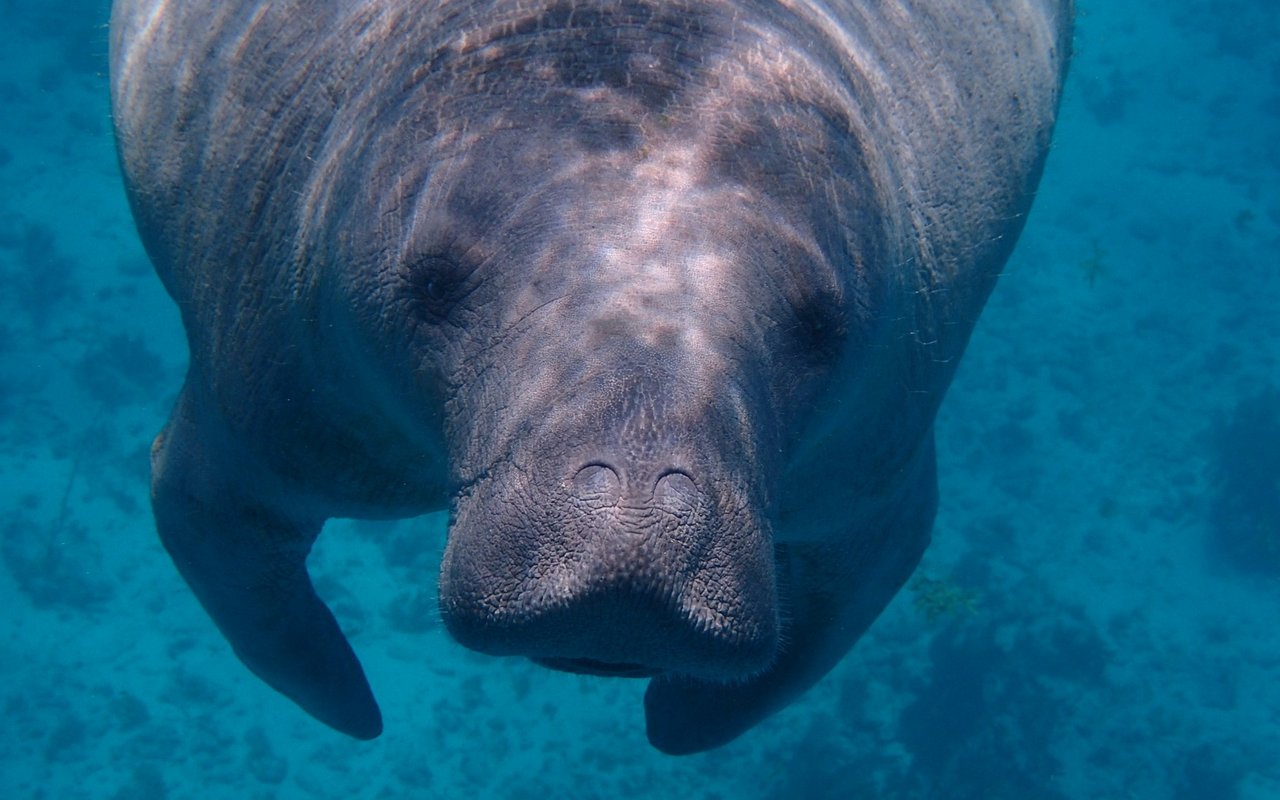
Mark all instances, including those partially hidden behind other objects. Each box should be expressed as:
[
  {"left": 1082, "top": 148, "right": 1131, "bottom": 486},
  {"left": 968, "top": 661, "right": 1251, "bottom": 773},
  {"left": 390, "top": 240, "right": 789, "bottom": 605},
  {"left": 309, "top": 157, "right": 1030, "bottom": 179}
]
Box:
[
  {"left": 1079, "top": 239, "right": 1106, "bottom": 287},
  {"left": 910, "top": 574, "right": 981, "bottom": 624}
]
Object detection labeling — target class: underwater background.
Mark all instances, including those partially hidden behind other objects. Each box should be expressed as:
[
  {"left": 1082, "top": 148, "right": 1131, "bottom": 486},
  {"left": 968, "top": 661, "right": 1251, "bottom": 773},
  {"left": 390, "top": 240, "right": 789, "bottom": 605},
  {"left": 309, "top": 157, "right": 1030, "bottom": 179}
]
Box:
[{"left": 2, "top": 0, "right": 1278, "bottom": 797}]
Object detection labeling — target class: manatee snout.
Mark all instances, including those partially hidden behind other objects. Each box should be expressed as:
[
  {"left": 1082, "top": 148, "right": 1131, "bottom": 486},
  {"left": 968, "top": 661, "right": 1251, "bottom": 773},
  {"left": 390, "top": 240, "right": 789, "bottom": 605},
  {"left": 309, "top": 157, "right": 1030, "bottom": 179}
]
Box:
[{"left": 438, "top": 377, "right": 780, "bottom": 681}]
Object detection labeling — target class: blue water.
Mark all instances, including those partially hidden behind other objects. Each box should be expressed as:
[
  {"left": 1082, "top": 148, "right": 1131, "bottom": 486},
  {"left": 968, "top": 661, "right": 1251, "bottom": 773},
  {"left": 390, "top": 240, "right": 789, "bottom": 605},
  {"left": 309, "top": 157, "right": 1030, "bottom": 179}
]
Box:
[{"left": 2, "top": 1, "right": 1278, "bottom": 798}]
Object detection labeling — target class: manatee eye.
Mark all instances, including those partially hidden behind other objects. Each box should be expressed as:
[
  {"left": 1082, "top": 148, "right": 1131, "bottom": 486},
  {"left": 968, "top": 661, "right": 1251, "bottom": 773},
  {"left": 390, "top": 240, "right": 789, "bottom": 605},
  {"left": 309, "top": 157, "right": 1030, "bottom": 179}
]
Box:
[
  {"left": 424, "top": 276, "right": 448, "bottom": 301},
  {"left": 791, "top": 296, "right": 848, "bottom": 363},
  {"left": 404, "top": 252, "right": 470, "bottom": 316}
]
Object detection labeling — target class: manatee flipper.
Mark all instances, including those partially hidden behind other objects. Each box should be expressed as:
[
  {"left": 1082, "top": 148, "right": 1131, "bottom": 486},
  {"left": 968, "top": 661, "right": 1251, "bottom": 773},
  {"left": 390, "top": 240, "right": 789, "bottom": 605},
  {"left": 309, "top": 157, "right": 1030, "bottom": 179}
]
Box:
[
  {"left": 644, "top": 437, "right": 938, "bottom": 755},
  {"left": 150, "top": 386, "right": 382, "bottom": 739}
]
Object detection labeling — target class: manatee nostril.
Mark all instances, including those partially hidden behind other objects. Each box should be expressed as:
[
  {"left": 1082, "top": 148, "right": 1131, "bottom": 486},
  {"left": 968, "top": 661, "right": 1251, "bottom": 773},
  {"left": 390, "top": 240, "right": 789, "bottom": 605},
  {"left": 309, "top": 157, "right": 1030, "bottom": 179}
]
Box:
[
  {"left": 654, "top": 469, "right": 698, "bottom": 512},
  {"left": 571, "top": 463, "right": 621, "bottom": 499}
]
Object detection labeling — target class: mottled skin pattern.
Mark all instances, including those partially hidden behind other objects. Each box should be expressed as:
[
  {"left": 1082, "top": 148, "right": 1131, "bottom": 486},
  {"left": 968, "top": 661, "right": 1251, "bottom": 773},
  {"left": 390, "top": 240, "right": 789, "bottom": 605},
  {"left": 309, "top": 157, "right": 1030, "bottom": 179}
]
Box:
[{"left": 111, "top": 0, "right": 1072, "bottom": 754}]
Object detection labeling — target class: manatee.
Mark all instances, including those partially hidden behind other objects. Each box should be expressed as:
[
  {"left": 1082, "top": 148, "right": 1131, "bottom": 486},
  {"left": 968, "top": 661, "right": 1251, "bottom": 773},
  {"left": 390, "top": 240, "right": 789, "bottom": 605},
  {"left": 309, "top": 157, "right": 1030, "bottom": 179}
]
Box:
[{"left": 110, "top": 0, "right": 1073, "bottom": 754}]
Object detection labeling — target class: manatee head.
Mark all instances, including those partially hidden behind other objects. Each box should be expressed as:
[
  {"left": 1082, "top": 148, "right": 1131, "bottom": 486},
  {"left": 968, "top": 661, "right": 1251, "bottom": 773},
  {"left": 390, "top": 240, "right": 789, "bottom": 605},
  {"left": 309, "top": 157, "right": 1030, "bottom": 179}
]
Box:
[{"left": 320, "top": 1, "right": 896, "bottom": 685}]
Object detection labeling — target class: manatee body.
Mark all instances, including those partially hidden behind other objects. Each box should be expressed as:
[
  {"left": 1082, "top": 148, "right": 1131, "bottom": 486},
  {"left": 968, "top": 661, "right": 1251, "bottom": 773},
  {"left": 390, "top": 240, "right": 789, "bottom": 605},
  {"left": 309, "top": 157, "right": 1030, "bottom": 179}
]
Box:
[{"left": 111, "top": 0, "right": 1072, "bottom": 754}]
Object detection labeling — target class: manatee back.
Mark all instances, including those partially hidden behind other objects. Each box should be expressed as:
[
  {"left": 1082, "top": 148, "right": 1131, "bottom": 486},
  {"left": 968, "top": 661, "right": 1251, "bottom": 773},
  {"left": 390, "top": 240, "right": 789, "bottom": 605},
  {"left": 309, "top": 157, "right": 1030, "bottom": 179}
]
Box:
[
  {"left": 111, "top": 1, "right": 347, "bottom": 348},
  {"left": 819, "top": 0, "right": 1073, "bottom": 352}
]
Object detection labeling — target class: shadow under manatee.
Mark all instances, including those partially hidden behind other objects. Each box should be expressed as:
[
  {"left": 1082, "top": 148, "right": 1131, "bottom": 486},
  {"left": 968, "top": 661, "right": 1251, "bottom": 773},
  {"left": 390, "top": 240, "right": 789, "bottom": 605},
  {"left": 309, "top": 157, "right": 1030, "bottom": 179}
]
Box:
[
  {"left": 1207, "top": 384, "right": 1280, "bottom": 576},
  {"left": 892, "top": 607, "right": 1110, "bottom": 800}
]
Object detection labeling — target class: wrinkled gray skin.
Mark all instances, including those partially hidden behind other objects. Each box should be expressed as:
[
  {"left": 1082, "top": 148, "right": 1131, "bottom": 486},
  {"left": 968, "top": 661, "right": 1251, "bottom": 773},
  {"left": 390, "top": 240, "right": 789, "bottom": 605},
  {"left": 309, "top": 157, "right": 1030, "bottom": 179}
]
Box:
[{"left": 111, "top": 0, "right": 1071, "bottom": 754}]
